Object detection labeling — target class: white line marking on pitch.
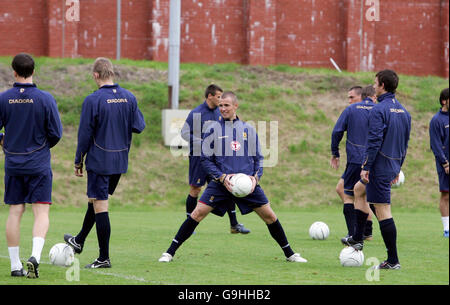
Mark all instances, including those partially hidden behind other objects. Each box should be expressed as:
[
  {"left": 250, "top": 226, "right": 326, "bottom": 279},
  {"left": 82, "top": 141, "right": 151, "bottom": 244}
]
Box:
[{"left": 0, "top": 254, "right": 165, "bottom": 284}]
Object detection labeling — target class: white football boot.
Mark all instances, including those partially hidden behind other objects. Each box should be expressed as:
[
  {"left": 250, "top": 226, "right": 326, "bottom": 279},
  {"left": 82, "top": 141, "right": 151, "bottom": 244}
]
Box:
[
  {"left": 286, "top": 253, "right": 307, "bottom": 263},
  {"left": 158, "top": 252, "right": 173, "bottom": 262}
]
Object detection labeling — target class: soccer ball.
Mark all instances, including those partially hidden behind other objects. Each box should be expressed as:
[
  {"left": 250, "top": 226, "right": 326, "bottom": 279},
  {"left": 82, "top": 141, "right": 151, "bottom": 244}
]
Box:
[
  {"left": 339, "top": 246, "right": 364, "bottom": 267},
  {"left": 308, "top": 221, "right": 330, "bottom": 240},
  {"left": 230, "top": 173, "right": 253, "bottom": 197},
  {"left": 49, "top": 243, "right": 75, "bottom": 267},
  {"left": 392, "top": 170, "right": 405, "bottom": 188}
]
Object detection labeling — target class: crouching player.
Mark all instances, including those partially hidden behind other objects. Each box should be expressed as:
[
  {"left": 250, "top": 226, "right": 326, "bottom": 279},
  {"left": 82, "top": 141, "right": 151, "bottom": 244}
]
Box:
[{"left": 158, "top": 91, "right": 307, "bottom": 263}]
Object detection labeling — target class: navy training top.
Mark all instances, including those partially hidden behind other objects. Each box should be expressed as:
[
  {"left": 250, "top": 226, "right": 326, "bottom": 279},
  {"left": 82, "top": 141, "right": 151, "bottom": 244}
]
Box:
[
  {"left": 74, "top": 84, "right": 145, "bottom": 175},
  {"left": 331, "top": 97, "right": 376, "bottom": 165},
  {"left": 0, "top": 83, "right": 62, "bottom": 176}
]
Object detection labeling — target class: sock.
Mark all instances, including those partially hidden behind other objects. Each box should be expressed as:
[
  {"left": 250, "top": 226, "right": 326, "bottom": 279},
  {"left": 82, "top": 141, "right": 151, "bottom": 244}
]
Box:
[
  {"left": 31, "top": 237, "right": 45, "bottom": 263},
  {"left": 186, "top": 195, "right": 198, "bottom": 217},
  {"left": 364, "top": 220, "right": 373, "bottom": 237},
  {"left": 75, "top": 202, "right": 96, "bottom": 245},
  {"left": 353, "top": 209, "right": 369, "bottom": 241},
  {"left": 95, "top": 212, "right": 111, "bottom": 261},
  {"left": 227, "top": 207, "right": 238, "bottom": 227},
  {"left": 442, "top": 216, "right": 449, "bottom": 231},
  {"left": 167, "top": 216, "right": 199, "bottom": 256},
  {"left": 8, "top": 246, "right": 22, "bottom": 271},
  {"left": 379, "top": 218, "right": 399, "bottom": 264},
  {"left": 343, "top": 203, "right": 355, "bottom": 236},
  {"left": 267, "top": 219, "right": 295, "bottom": 258}
]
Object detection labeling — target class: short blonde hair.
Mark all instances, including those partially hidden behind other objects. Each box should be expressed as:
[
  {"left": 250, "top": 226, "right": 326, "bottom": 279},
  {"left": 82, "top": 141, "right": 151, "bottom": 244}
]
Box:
[{"left": 93, "top": 57, "right": 115, "bottom": 80}]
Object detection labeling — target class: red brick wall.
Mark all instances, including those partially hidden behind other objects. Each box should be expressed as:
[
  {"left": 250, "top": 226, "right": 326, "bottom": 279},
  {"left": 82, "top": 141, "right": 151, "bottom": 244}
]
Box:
[{"left": 0, "top": 0, "right": 448, "bottom": 77}]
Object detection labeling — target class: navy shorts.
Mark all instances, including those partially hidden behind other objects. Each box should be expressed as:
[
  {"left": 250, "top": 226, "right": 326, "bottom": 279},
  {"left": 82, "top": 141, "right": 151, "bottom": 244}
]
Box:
[
  {"left": 438, "top": 170, "right": 449, "bottom": 192},
  {"left": 199, "top": 181, "right": 269, "bottom": 216},
  {"left": 189, "top": 156, "right": 208, "bottom": 187},
  {"left": 341, "top": 163, "right": 362, "bottom": 196},
  {"left": 87, "top": 171, "right": 121, "bottom": 201},
  {"left": 4, "top": 170, "right": 53, "bottom": 205},
  {"left": 366, "top": 171, "right": 397, "bottom": 204}
]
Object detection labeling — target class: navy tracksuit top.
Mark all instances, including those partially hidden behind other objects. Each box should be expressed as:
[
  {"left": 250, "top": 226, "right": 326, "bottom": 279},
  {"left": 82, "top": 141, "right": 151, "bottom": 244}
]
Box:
[
  {"left": 0, "top": 83, "right": 63, "bottom": 176},
  {"left": 331, "top": 97, "right": 376, "bottom": 165},
  {"left": 75, "top": 84, "right": 145, "bottom": 175},
  {"left": 201, "top": 117, "right": 263, "bottom": 182},
  {"left": 429, "top": 109, "right": 449, "bottom": 171},
  {"left": 181, "top": 101, "right": 222, "bottom": 157},
  {"left": 363, "top": 92, "right": 411, "bottom": 175}
]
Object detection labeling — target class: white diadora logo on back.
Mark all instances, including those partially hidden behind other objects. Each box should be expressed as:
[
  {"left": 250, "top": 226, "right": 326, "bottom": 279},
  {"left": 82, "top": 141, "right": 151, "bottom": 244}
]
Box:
[{"left": 231, "top": 141, "right": 241, "bottom": 152}]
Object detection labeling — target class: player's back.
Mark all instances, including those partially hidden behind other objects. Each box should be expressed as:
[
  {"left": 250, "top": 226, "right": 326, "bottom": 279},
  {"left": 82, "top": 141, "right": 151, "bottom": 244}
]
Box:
[
  {"left": 0, "top": 83, "right": 62, "bottom": 175},
  {"left": 78, "top": 84, "right": 145, "bottom": 175}
]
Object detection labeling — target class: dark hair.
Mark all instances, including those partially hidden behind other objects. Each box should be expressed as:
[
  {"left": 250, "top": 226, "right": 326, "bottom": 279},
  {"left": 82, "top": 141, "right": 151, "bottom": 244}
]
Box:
[
  {"left": 11, "top": 53, "right": 35, "bottom": 78},
  {"left": 439, "top": 88, "right": 449, "bottom": 106},
  {"left": 361, "top": 85, "right": 376, "bottom": 100},
  {"left": 204, "top": 84, "right": 223, "bottom": 99},
  {"left": 348, "top": 86, "right": 362, "bottom": 96},
  {"left": 376, "top": 69, "right": 399, "bottom": 93}
]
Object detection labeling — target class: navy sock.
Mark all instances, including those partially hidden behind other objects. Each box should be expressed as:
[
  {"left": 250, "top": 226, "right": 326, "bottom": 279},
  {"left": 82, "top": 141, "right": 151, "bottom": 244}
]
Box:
[
  {"left": 75, "top": 203, "right": 95, "bottom": 245},
  {"left": 227, "top": 204, "right": 238, "bottom": 227},
  {"left": 267, "top": 219, "right": 295, "bottom": 258},
  {"left": 343, "top": 203, "right": 355, "bottom": 236},
  {"left": 167, "top": 216, "right": 199, "bottom": 256},
  {"left": 353, "top": 209, "right": 369, "bottom": 241},
  {"left": 379, "top": 218, "right": 399, "bottom": 264},
  {"left": 364, "top": 220, "right": 373, "bottom": 236},
  {"left": 95, "top": 212, "right": 111, "bottom": 261},
  {"left": 186, "top": 195, "right": 198, "bottom": 217}
]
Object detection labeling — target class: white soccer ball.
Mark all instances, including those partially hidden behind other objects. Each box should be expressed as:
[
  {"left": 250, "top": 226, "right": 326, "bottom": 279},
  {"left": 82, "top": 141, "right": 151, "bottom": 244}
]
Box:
[
  {"left": 339, "top": 246, "right": 364, "bottom": 267},
  {"left": 230, "top": 173, "right": 253, "bottom": 198},
  {"left": 392, "top": 170, "right": 405, "bottom": 188},
  {"left": 308, "top": 221, "right": 330, "bottom": 240},
  {"left": 49, "top": 243, "right": 75, "bottom": 267}
]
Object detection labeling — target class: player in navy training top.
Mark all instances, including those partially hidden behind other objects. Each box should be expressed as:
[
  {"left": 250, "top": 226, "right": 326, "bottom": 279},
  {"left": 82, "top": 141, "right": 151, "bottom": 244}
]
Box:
[
  {"left": 0, "top": 53, "right": 62, "bottom": 278},
  {"left": 331, "top": 85, "right": 376, "bottom": 240},
  {"left": 158, "top": 91, "right": 307, "bottom": 263},
  {"left": 181, "top": 84, "right": 250, "bottom": 234},
  {"left": 63, "top": 58, "right": 145, "bottom": 269},
  {"left": 344, "top": 70, "right": 411, "bottom": 270},
  {"left": 429, "top": 88, "right": 449, "bottom": 237},
  {"left": 332, "top": 86, "right": 362, "bottom": 204}
]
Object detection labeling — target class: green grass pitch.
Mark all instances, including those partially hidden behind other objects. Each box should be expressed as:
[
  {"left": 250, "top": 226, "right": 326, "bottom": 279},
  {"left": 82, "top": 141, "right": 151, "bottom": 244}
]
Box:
[{"left": 0, "top": 206, "right": 447, "bottom": 285}]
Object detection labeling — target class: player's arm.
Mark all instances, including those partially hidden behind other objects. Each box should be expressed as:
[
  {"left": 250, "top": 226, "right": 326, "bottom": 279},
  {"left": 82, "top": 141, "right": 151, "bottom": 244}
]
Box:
[
  {"left": 330, "top": 108, "right": 348, "bottom": 169},
  {"left": 180, "top": 111, "right": 193, "bottom": 143},
  {"left": 131, "top": 97, "right": 146, "bottom": 134},
  {"left": 362, "top": 107, "right": 385, "bottom": 172},
  {"left": 46, "top": 94, "right": 63, "bottom": 148},
  {"left": 429, "top": 117, "right": 448, "bottom": 169},
  {"left": 251, "top": 129, "right": 263, "bottom": 187},
  {"left": 201, "top": 121, "right": 227, "bottom": 183},
  {"left": 74, "top": 98, "right": 96, "bottom": 175}
]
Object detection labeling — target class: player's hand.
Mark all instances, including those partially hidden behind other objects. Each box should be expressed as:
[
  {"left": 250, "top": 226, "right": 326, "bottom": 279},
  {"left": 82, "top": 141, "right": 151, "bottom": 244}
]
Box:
[
  {"left": 330, "top": 156, "right": 339, "bottom": 170},
  {"left": 75, "top": 166, "right": 83, "bottom": 177},
  {"left": 249, "top": 175, "right": 257, "bottom": 193},
  {"left": 444, "top": 163, "right": 449, "bottom": 175},
  {"left": 223, "top": 174, "right": 234, "bottom": 193},
  {"left": 360, "top": 170, "right": 369, "bottom": 184},
  {"left": 390, "top": 173, "right": 400, "bottom": 186}
]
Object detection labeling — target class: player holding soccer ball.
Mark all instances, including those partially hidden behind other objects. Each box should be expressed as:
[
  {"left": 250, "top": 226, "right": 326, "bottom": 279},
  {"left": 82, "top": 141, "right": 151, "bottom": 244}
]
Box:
[
  {"left": 343, "top": 70, "right": 411, "bottom": 270},
  {"left": 180, "top": 84, "right": 250, "bottom": 234},
  {"left": 429, "top": 88, "right": 449, "bottom": 237},
  {"left": 0, "top": 53, "right": 63, "bottom": 278},
  {"left": 158, "top": 91, "right": 307, "bottom": 263},
  {"left": 64, "top": 58, "right": 145, "bottom": 269}
]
